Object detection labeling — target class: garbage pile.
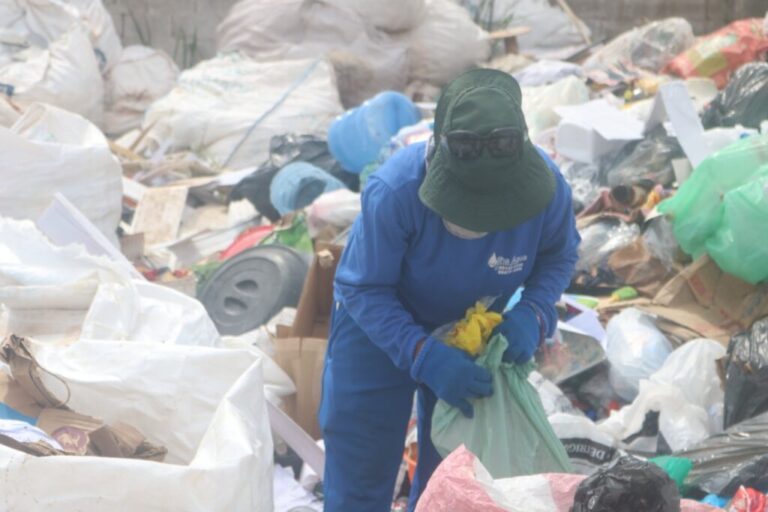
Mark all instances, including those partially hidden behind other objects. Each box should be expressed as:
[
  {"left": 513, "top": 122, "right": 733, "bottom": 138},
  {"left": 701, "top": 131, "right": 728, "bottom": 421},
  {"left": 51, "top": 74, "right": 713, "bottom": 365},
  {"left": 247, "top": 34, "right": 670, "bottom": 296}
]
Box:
[{"left": 2, "top": 0, "right": 768, "bottom": 510}]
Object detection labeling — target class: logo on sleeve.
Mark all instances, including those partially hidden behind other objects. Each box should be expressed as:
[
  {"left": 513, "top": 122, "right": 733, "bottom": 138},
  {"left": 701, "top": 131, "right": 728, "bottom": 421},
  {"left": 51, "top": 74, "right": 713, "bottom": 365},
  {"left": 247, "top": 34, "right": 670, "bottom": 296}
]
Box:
[{"left": 488, "top": 253, "right": 527, "bottom": 275}]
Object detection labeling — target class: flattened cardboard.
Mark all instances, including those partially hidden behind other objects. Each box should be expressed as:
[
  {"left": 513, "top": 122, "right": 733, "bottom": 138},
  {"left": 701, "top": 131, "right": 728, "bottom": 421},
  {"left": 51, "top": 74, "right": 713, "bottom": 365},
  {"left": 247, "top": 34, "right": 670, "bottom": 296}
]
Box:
[
  {"left": 291, "top": 245, "right": 342, "bottom": 339},
  {"left": 638, "top": 256, "right": 768, "bottom": 345},
  {"left": 273, "top": 244, "right": 342, "bottom": 439},
  {"left": 129, "top": 185, "right": 189, "bottom": 246}
]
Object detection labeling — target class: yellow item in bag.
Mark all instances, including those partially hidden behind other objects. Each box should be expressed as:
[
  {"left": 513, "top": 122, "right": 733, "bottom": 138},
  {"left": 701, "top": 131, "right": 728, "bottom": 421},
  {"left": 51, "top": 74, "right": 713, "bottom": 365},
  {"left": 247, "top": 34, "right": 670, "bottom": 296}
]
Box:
[{"left": 445, "top": 302, "right": 503, "bottom": 356}]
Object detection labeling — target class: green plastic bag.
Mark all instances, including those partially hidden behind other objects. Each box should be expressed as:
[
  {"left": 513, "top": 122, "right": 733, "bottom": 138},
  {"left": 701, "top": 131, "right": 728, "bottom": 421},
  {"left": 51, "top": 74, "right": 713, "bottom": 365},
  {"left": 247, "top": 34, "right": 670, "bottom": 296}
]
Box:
[
  {"left": 706, "top": 176, "right": 768, "bottom": 284},
  {"left": 650, "top": 455, "right": 693, "bottom": 490},
  {"left": 431, "top": 334, "right": 573, "bottom": 478},
  {"left": 658, "top": 133, "right": 768, "bottom": 259}
]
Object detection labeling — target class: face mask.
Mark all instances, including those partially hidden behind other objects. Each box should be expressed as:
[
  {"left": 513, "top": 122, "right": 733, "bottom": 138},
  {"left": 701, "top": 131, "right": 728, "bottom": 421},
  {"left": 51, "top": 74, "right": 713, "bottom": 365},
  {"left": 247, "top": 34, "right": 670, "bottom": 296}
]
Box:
[{"left": 443, "top": 219, "right": 488, "bottom": 240}]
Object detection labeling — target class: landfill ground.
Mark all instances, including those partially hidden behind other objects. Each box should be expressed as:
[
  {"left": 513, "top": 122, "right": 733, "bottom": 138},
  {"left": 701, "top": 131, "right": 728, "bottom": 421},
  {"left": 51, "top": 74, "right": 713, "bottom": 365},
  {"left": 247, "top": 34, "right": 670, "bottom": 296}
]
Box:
[{"left": 1, "top": 1, "right": 768, "bottom": 511}]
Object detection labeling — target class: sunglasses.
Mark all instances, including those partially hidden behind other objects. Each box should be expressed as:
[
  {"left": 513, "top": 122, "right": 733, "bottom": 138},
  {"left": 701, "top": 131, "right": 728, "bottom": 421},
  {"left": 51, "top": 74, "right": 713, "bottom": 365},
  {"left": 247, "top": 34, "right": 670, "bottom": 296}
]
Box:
[{"left": 440, "top": 127, "right": 526, "bottom": 160}]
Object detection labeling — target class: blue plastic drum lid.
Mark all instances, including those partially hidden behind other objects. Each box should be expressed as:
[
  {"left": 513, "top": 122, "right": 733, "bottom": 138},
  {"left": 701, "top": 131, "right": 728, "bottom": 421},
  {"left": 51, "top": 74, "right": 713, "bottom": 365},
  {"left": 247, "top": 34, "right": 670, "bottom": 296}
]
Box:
[{"left": 328, "top": 91, "right": 421, "bottom": 174}]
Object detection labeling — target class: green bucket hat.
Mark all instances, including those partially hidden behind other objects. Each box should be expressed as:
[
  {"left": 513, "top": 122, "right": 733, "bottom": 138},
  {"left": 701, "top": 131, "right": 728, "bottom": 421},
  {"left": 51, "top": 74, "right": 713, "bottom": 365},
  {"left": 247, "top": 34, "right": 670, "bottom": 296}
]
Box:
[{"left": 419, "top": 68, "right": 556, "bottom": 232}]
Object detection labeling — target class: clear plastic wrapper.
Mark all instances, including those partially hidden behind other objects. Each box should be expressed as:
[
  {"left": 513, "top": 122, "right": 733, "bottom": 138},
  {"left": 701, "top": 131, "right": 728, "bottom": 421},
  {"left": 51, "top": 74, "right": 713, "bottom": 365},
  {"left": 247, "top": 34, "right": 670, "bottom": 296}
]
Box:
[
  {"left": 575, "top": 221, "right": 641, "bottom": 275},
  {"left": 560, "top": 161, "right": 602, "bottom": 214},
  {"left": 604, "top": 308, "right": 673, "bottom": 402},
  {"left": 584, "top": 18, "right": 694, "bottom": 85}
]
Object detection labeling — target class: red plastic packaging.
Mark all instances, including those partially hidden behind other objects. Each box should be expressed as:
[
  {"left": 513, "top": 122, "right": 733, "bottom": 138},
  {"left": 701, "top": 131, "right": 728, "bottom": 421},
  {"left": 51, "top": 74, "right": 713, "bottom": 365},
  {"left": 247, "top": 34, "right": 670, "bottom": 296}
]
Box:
[
  {"left": 728, "top": 487, "right": 768, "bottom": 512},
  {"left": 664, "top": 19, "right": 768, "bottom": 89}
]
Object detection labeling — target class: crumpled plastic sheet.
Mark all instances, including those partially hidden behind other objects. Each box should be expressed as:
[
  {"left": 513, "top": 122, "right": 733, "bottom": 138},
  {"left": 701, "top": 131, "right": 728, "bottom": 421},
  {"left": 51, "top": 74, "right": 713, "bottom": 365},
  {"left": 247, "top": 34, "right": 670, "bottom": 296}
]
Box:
[{"left": 678, "top": 411, "right": 768, "bottom": 495}]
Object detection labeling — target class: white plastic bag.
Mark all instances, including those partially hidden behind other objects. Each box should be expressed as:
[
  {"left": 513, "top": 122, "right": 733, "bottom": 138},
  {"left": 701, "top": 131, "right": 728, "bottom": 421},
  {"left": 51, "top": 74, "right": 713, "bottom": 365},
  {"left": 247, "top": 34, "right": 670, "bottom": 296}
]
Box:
[
  {"left": 0, "top": 26, "right": 104, "bottom": 123},
  {"left": 605, "top": 308, "right": 673, "bottom": 402},
  {"left": 522, "top": 75, "right": 590, "bottom": 137},
  {"left": 104, "top": 45, "right": 179, "bottom": 135},
  {"left": 142, "top": 54, "right": 343, "bottom": 171},
  {"left": 548, "top": 413, "right": 619, "bottom": 475},
  {"left": 0, "top": 103, "right": 121, "bottom": 243},
  {"left": 599, "top": 339, "right": 726, "bottom": 453},
  {"left": 0, "top": 218, "right": 220, "bottom": 346},
  {"left": 397, "top": 0, "right": 490, "bottom": 85},
  {"left": 0, "top": 338, "right": 275, "bottom": 512},
  {"left": 324, "top": 0, "right": 426, "bottom": 32},
  {"left": 216, "top": 0, "right": 408, "bottom": 106},
  {"left": 307, "top": 189, "right": 361, "bottom": 239}
]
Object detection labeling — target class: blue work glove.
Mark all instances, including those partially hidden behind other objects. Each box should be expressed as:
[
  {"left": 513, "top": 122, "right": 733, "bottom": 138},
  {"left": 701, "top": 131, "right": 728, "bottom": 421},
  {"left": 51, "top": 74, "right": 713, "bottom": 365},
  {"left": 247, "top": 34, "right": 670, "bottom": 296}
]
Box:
[
  {"left": 495, "top": 304, "right": 541, "bottom": 364},
  {"left": 411, "top": 337, "right": 493, "bottom": 418}
]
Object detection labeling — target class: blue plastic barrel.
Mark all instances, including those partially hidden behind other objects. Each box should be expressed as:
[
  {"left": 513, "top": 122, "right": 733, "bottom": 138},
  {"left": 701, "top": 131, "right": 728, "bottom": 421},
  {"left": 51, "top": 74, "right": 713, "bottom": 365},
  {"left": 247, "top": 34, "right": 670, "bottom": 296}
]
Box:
[
  {"left": 270, "top": 162, "right": 346, "bottom": 216},
  {"left": 328, "top": 91, "right": 421, "bottom": 174}
]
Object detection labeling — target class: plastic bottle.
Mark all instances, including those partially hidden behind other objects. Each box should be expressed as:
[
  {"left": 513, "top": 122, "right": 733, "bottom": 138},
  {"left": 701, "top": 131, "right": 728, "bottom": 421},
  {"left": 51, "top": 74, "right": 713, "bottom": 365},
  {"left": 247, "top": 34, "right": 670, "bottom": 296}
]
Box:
[{"left": 328, "top": 91, "right": 421, "bottom": 174}]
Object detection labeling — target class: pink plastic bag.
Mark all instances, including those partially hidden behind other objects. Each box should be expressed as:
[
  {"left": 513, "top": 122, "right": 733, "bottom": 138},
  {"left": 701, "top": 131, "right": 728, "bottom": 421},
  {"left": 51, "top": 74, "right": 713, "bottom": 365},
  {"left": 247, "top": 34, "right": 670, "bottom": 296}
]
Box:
[{"left": 416, "top": 445, "right": 725, "bottom": 512}]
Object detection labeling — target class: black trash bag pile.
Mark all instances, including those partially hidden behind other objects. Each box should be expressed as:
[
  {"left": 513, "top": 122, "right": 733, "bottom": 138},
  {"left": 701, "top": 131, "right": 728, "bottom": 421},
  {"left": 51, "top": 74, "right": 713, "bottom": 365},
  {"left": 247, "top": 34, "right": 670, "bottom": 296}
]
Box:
[
  {"left": 602, "top": 126, "right": 684, "bottom": 188},
  {"left": 724, "top": 316, "right": 768, "bottom": 429},
  {"left": 230, "top": 134, "right": 358, "bottom": 222},
  {"left": 702, "top": 62, "right": 768, "bottom": 130},
  {"left": 571, "top": 456, "right": 680, "bottom": 512}
]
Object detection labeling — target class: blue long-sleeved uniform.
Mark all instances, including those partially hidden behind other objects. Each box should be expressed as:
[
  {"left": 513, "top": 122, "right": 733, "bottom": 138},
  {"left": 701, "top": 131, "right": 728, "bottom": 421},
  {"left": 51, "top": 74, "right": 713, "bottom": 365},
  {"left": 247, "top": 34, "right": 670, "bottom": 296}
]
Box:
[
  {"left": 336, "top": 141, "right": 579, "bottom": 368},
  {"left": 320, "top": 141, "right": 580, "bottom": 512}
]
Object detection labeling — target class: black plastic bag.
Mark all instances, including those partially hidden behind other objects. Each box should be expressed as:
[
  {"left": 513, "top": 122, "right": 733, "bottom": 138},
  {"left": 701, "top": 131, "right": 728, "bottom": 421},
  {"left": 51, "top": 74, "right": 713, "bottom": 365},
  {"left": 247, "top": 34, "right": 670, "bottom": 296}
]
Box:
[
  {"left": 230, "top": 134, "right": 358, "bottom": 222},
  {"left": 572, "top": 456, "right": 680, "bottom": 512},
  {"left": 602, "top": 126, "right": 684, "bottom": 188},
  {"left": 702, "top": 63, "right": 768, "bottom": 130},
  {"left": 724, "top": 316, "right": 768, "bottom": 429}
]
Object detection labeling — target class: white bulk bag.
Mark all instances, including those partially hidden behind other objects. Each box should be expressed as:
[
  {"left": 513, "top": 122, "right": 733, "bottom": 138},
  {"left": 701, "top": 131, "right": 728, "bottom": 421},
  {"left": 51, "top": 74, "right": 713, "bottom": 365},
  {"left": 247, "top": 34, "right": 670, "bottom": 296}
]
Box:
[
  {"left": 61, "top": 0, "right": 122, "bottom": 71},
  {"left": 0, "top": 218, "right": 220, "bottom": 346},
  {"left": 0, "top": 104, "right": 120, "bottom": 241},
  {"left": 324, "top": 0, "right": 426, "bottom": 33},
  {"left": 0, "top": 97, "right": 19, "bottom": 126},
  {"left": 397, "top": 0, "right": 490, "bottom": 85},
  {"left": 142, "top": 54, "right": 343, "bottom": 171},
  {"left": 0, "top": 26, "right": 104, "bottom": 122},
  {"left": 104, "top": 45, "right": 180, "bottom": 135},
  {"left": 0, "top": 338, "right": 275, "bottom": 512},
  {"left": 216, "top": 0, "right": 408, "bottom": 106},
  {"left": 3, "top": 0, "right": 121, "bottom": 71}
]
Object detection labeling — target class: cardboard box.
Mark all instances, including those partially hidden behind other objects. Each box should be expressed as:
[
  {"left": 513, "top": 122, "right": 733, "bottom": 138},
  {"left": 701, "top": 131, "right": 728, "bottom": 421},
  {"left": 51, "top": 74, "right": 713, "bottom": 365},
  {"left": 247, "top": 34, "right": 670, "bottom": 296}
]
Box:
[
  {"left": 554, "top": 99, "right": 644, "bottom": 164},
  {"left": 273, "top": 244, "right": 342, "bottom": 440}
]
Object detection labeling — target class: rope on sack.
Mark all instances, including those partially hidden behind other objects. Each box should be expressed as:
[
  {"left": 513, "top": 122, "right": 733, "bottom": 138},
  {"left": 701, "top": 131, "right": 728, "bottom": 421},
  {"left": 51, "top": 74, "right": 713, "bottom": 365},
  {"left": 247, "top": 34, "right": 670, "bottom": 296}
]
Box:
[{"left": 223, "top": 59, "right": 323, "bottom": 168}]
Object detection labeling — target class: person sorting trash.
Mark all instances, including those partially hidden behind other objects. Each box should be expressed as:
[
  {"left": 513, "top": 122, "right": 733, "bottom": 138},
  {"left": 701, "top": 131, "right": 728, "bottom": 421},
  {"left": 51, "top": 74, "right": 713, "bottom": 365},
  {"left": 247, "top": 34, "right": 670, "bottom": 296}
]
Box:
[{"left": 319, "top": 69, "right": 581, "bottom": 511}]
